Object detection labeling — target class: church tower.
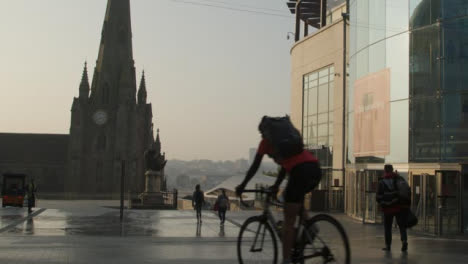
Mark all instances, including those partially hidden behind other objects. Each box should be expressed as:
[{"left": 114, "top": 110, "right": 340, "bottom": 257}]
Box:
[{"left": 67, "top": 0, "right": 154, "bottom": 198}]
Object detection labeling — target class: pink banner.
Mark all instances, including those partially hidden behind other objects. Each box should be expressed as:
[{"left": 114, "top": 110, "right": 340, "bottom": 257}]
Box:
[{"left": 353, "top": 68, "right": 390, "bottom": 157}]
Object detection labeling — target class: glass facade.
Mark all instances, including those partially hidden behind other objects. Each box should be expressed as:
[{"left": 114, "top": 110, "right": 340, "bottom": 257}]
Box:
[
  {"left": 410, "top": 0, "right": 468, "bottom": 162},
  {"left": 348, "top": 0, "right": 409, "bottom": 164},
  {"left": 302, "top": 65, "right": 335, "bottom": 167},
  {"left": 347, "top": 0, "right": 468, "bottom": 234}
]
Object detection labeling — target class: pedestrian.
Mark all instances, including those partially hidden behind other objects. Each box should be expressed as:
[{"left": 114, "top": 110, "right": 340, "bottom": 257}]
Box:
[
  {"left": 26, "top": 178, "right": 37, "bottom": 214},
  {"left": 215, "top": 189, "right": 230, "bottom": 225},
  {"left": 376, "top": 164, "right": 410, "bottom": 252},
  {"left": 192, "top": 184, "right": 205, "bottom": 223}
]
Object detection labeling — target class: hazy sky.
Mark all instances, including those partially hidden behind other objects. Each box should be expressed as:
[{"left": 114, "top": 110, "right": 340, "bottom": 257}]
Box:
[{"left": 0, "top": 0, "right": 294, "bottom": 161}]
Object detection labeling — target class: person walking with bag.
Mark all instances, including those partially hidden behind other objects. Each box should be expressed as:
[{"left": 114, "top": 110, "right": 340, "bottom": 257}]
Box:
[
  {"left": 376, "top": 164, "right": 410, "bottom": 252},
  {"left": 215, "top": 189, "right": 230, "bottom": 225}
]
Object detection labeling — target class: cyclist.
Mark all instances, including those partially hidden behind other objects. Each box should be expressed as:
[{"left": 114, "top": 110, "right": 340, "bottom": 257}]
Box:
[{"left": 236, "top": 116, "right": 321, "bottom": 264}]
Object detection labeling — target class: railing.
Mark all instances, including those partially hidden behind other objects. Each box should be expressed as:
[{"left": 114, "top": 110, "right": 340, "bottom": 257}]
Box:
[{"left": 128, "top": 189, "right": 178, "bottom": 209}]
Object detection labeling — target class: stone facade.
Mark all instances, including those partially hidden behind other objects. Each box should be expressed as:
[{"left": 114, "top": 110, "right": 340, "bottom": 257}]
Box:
[{"left": 66, "top": 0, "right": 156, "bottom": 198}]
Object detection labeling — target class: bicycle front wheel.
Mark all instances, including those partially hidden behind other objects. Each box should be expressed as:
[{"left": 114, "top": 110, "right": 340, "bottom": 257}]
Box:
[
  {"left": 237, "top": 216, "right": 278, "bottom": 264},
  {"left": 298, "top": 214, "right": 350, "bottom": 264}
]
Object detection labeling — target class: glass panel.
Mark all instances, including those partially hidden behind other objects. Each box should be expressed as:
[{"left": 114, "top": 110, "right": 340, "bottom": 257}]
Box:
[
  {"left": 462, "top": 166, "right": 468, "bottom": 233},
  {"left": 308, "top": 88, "right": 317, "bottom": 115},
  {"left": 309, "top": 78, "right": 318, "bottom": 88},
  {"left": 309, "top": 115, "right": 318, "bottom": 126},
  {"left": 356, "top": 0, "right": 369, "bottom": 51},
  {"left": 319, "top": 68, "right": 329, "bottom": 77},
  {"left": 309, "top": 72, "right": 319, "bottom": 81},
  {"left": 318, "top": 84, "right": 329, "bottom": 113},
  {"left": 439, "top": 171, "right": 460, "bottom": 235},
  {"left": 329, "top": 81, "right": 335, "bottom": 109},
  {"left": 442, "top": 0, "right": 468, "bottom": 20},
  {"left": 431, "top": 0, "right": 441, "bottom": 24},
  {"left": 410, "top": 98, "right": 441, "bottom": 161},
  {"left": 443, "top": 18, "right": 468, "bottom": 92},
  {"left": 410, "top": 0, "right": 430, "bottom": 29},
  {"left": 410, "top": 24, "right": 440, "bottom": 97},
  {"left": 329, "top": 112, "right": 334, "bottom": 122},
  {"left": 386, "top": 0, "right": 409, "bottom": 37},
  {"left": 369, "top": 41, "right": 386, "bottom": 73},
  {"left": 318, "top": 113, "right": 328, "bottom": 124},
  {"left": 304, "top": 125, "right": 309, "bottom": 145},
  {"left": 330, "top": 66, "right": 335, "bottom": 75},
  {"left": 319, "top": 76, "right": 329, "bottom": 85},
  {"left": 386, "top": 32, "right": 410, "bottom": 101},
  {"left": 304, "top": 89, "right": 308, "bottom": 116},
  {"left": 369, "top": 0, "right": 386, "bottom": 43},
  {"left": 425, "top": 174, "right": 437, "bottom": 233},
  {"left": 356, "top": 49, "right": 369, "bottom": 80},
  {"left": 441, "top": 93, "right": 468, "bottom": 160},
  {"left": 329, "top": 122, "right": 334, "bottom": 135},
  {"left": 318, "top": 136, "right": 328, "bottom": 145},
  {"left": 318, "top": 124, "right": 328, "bottom": 137}
]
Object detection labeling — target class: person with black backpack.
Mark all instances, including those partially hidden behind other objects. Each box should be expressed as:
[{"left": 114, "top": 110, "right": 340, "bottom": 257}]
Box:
[
  {"left": 376, "top": 164, "right": 411, "bottom": 252},
  {"left": 192, "top": 184, "right": 205, "bottom": 223},
  {"left": 236, "top": 116, "right": 322, "bottom": 264}
]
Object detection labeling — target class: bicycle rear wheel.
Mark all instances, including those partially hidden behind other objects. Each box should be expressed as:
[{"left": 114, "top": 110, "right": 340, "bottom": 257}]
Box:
[
  {"left": 298, "top": 214, "right": 350, "bottom": 264},
  {"left": 237, "top": 216, "right": 278, "bottom": 264}
]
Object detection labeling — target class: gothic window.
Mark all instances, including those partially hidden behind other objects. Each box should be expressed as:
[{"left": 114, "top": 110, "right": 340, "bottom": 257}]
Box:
[
  {"left": 97, "top": 134, "right": 106, "bottom": 151},
  {"left": 103, "top": 84, "right": 110, "bottom": 104}
]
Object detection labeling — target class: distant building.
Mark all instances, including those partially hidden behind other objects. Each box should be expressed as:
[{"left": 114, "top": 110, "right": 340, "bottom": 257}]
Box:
[
  {"left": 0, "top": 133, "right": 68, "bottom": 198},
  {"left": 0, "top": 0, "right": 162, "bottom": 199}
]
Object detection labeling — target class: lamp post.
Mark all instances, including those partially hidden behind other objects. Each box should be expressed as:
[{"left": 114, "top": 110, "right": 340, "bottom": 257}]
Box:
[{"left": 341, "top": 0, "right": 350, "bottom": 212}]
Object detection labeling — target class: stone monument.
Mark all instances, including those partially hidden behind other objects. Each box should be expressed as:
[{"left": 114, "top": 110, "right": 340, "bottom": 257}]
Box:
[{"left": 131, "top": 129, "right": 173, "bottom": 209}]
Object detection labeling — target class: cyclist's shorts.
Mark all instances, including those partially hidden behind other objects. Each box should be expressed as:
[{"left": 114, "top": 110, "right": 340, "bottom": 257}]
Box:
[{"left": 284, "top": 162, "right": 322, "bottom": 203}]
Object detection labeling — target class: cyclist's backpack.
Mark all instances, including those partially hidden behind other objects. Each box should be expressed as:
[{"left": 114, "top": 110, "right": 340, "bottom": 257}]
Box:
[
  {"left": 394, "top": 175, "right": 411, "bottom": 205},
  {"left": 259, "top": 116, "right": 304, "bottom": 161}
]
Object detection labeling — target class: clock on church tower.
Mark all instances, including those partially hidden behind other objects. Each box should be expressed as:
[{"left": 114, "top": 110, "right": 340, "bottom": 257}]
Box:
[{"left": 93, "top": 110, "right": 108, "bottom": 126}]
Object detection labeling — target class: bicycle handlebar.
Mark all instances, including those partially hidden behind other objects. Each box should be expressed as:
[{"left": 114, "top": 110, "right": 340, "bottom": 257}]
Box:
[{"left": 238, "top": 187, "right": 274, "bottom": 208}]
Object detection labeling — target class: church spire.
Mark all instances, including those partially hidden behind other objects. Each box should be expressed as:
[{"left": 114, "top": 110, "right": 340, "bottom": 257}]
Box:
[
  {"left": 154, "top": 128, "right": 161, "bottom": 155},
  {"left": 138, "top": 70, "right": 147, "bottom": 104},
  {"left": 90, "top": 0, "right": 136, "bottom": 104},
  {"left": 79, "top": 61, "right": 90, "bottom": 99}
]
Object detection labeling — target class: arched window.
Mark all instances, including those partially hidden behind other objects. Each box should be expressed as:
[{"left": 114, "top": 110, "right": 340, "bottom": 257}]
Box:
[{"left": 97, "top": 134, "right": 106, "bottom": 151}]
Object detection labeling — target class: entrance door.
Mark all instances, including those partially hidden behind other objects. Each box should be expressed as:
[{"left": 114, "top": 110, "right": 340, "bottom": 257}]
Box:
[
  {"left": 411, "top": 173, "right": 437, "bottom": 233},
  {"left": 437, "top": 171, "right": 460, "bottom": 235},
  {"left": 463, "top": 166, "right": 468, "bottom": 234}
]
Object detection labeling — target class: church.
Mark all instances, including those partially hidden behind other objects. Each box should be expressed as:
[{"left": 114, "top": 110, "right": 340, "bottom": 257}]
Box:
[{"left": 0, "top": 0, "right": 162, "bottom": 199}]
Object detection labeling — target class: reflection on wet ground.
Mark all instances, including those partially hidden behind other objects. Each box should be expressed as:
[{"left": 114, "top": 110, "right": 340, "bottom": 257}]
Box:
[
  {"left": 1, "top": 201, "right": 468, "bottom": 263},
  {"left": 1, "top": 201, "right": 240, "bottom": 237}
]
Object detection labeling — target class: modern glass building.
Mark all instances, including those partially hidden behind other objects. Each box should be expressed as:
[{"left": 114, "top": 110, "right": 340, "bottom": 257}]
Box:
[
  {"left": 288, "top": 0, "right": 347, "bottom": 211},
  {"left": 347, "top": 0, "right": 468, "bottom": 235}
]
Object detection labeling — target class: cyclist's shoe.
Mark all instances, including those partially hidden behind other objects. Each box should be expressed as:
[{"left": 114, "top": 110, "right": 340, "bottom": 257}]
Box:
[
  {"left": 401, "top": 242, "right": 408, "bottom": 252},
  {"left": 382, "top": 246, "right": 391, "bottom": 251}
]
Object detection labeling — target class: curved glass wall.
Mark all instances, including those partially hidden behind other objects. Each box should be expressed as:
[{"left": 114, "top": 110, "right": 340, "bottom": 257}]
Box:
[
  {"left": 349, "top": 0, "right": 468, "bottom": 164},
  {"left": 410, "top": 0, "right": 468, "bottom": 162},
  {"left": 348, "top": 0, "right": 410, "bottom": 164}
]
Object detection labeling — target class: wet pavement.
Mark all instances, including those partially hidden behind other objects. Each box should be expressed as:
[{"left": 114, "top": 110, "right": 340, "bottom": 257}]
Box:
[{"left": 0, "top": 200, "right": 467, "bottom": 263}]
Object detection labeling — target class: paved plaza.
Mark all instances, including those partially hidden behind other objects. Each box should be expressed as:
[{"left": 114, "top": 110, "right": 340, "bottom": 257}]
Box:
[{"left": 0, "top": 200, "right": 467, "bottom": 263}]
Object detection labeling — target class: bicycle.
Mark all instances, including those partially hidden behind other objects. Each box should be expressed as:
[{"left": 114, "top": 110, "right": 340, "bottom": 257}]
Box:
[{"left": 237, "top": 188, "right": 351, "bottom": 264}]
